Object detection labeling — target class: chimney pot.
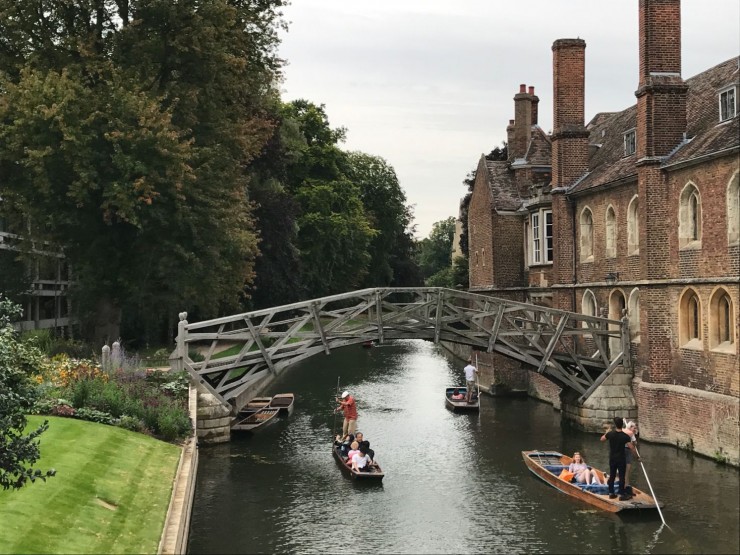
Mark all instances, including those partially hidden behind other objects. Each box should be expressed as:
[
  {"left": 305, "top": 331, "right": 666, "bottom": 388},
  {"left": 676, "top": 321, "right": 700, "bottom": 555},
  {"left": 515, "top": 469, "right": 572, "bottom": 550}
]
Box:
[
  {"left": 519, "top": 84, "right": 526, "bottom": 93},
  {"left": 528, "top": 86, "right": 535, "bottom": 95}
]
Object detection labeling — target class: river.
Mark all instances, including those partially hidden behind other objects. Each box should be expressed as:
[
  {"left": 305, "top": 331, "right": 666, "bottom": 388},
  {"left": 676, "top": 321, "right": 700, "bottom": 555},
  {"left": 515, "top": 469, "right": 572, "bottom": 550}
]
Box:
[{"left": 187, "top": 340, "right": 740, "bottom": 554}]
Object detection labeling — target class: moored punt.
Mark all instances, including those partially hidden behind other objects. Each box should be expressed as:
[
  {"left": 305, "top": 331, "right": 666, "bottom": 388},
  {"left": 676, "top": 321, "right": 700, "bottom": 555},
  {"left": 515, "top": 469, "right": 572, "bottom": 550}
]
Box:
[
  {"left": 332, "top": 445, "right": 384, "bottom": 481},
  {"left": 445, "top": 387, "right": 480, "bottom": 412},
  {"left": 268, "top": 393, "right": 295, "bottom": 416},
  {"left": 522, "top": 450, "right": 663, "bottom": 513},
  {"left": 231, "top": 407, "right": 279, "bottom": 432},
  {"left": 234, "top": 397, "right": 272, "bottom": 420}
]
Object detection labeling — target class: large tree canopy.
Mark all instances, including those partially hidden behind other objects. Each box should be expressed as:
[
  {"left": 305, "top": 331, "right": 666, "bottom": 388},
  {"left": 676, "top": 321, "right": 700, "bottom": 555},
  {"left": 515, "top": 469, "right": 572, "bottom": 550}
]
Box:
[
  {"left": 417, "top": 217, "right": 456, "bottom": 284},
  {"left": 0, "top": 0, "right": 286, "bottom": 343}
]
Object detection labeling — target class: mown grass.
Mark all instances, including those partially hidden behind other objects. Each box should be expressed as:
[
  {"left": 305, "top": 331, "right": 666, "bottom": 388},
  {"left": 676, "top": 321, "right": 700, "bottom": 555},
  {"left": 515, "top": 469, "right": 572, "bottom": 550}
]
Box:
[{"left": 0, "top": 416, "right": 180, "bottom": 554}]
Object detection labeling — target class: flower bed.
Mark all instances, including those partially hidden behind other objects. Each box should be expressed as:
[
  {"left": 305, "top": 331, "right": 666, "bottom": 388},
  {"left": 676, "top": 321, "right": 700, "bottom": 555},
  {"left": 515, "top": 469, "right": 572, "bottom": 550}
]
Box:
[{"left": 32, "top": 354, "right": 191, "bottom": 442}]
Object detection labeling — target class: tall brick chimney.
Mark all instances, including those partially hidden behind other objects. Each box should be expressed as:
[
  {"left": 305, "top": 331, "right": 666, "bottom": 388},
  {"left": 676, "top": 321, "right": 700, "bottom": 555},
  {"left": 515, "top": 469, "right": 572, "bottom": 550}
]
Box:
[
  {"left": 551, "top": 38, "right": 589, "bottom": 188},
  {"left": 529, "top": 86, "right": 540, "bottom": 125},
  {"left": 510, "top": 84, "right": 533, "bottom": 160},
  {"left": 636, "top": 0, "right": 688, "bottom": 159},
  {"left": 550, "top": 39, "right": 589, "bottom": 310}
]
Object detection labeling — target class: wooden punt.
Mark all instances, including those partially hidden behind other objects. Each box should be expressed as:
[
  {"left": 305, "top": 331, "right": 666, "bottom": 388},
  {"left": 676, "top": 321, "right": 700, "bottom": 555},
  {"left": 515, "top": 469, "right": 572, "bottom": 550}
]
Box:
[
  {"left": 522, "top": 450, "right": 663, "bottom": 513},
  {"left": 268, "top": 393, "right": 295, "bottom": 416},
  {"left": 231, "top": 407, "right": 279, "bottom": 432},
  {"left": 445, "top": 387, "right": 480, "bottom": 412},
  {"left": 332, "top": 445, "right": 384, "bottom": 481}
]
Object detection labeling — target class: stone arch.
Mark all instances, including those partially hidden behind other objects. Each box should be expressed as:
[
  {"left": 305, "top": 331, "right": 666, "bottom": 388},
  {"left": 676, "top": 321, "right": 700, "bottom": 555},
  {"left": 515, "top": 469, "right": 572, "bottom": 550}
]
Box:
[
  {"left": 728, "top": 170, "right": 739, "bottom": 245},
  {"left": 678, "top": 182, "right": 702, "bottom": 248},
  {"left": 581, "top": 289, "right": 597, "bottom": 319},
  {"left": 627, "top": 195, "right": 639, "bottom": 255},
  {"left": 628, "top": 288, "right": 641, "bottom": 343},
  {"left": 709, "top": 287, "right": 735, "bottom": 351},
  {"left": 580, "top": 206, "right": 594, "bottom": 261},
  {"left": 679, "top": 287, "right": 702, "bottom": 348},
  {"left": 605, "top": 205, "right": 617, "bottom": 258}
]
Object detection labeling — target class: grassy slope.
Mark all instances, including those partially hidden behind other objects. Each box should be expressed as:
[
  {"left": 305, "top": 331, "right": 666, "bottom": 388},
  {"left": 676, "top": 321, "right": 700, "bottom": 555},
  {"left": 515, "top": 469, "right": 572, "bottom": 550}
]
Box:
[{"left": 0, "top": 416, "right": 180, "bottom": 554}]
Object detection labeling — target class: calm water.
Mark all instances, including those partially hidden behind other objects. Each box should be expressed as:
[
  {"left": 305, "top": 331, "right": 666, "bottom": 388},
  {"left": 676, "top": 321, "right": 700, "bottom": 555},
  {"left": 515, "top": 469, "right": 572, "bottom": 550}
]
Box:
[{"left": 188, "top": 340, "right": 740, "bottom": 554}]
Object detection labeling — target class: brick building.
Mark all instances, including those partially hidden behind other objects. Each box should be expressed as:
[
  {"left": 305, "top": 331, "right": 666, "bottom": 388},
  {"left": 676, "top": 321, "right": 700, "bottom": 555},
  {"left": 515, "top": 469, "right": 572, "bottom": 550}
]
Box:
[{"left": 466, "top": 0, "right": 739, "bottom": 464}]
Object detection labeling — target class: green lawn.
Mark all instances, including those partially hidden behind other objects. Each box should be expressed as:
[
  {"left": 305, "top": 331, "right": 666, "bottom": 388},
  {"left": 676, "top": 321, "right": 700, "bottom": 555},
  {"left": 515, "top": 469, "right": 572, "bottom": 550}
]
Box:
[{"left": 0, "top": 416, "right": 181, "bottom": 554}]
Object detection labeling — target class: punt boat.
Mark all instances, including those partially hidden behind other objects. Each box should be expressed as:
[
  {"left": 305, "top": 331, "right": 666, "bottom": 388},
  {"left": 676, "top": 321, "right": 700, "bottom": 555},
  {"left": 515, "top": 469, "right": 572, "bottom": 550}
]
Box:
[
  {"left": 231, "top": 406, "right": 279, "bottom": 432},
  {"left": 268, "top": 393, "right": 295, "bottom": 416},
  {"left": 332, "top": 445, "right": 384, "bottom": 481},
  {"left": 522, "top": 450, "right": 663, "bottom": 512},
  {"left": 445, "top": 387, "right": 480, "bottom": 412}
]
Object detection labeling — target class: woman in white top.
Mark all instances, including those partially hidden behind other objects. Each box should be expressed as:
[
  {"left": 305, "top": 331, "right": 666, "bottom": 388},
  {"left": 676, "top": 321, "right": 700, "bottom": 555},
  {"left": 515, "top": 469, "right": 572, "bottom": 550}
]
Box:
[
  {"left": 624, "top": 421, "right": 638, "bottom": 487},
  {"left": 351, "top": 445, "right": 372, "bottom": 472}
]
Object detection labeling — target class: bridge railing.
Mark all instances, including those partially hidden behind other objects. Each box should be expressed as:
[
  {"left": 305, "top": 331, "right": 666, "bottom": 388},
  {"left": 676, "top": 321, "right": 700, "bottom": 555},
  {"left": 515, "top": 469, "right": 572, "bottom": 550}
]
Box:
[{"left": 175, "top": 288, "right": 627, "bottom": 409}]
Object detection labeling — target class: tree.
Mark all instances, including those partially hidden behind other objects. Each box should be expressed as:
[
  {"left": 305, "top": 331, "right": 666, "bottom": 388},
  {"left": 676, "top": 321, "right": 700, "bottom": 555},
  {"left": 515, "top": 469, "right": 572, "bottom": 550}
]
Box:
[
  {"left": 0, "top": 0, "right": 287, "bottom": 344},
  {"left": 345, "top": 152, "right": 419, "bottom": 287},
  {"left": 281, "top": 100, "right": 377, "bottom": 297},
  {"left": 0, "top": 295, "right": 55, "bottom": 490},
  {"left": 417, "top": 217, "right": 456, "bottom": 281}
]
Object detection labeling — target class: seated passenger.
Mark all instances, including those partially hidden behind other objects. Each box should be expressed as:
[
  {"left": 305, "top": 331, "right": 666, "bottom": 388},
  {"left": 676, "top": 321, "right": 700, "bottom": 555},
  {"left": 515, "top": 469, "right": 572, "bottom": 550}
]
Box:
[
  {"left": 338, "top": 434, "right": 354, "bottom": 458},
  {"left": 346, "top": 441, "right": 361, "bottom": 463},
  {"left": 351, "top": 445, "right": 372, "bottom": 472},
  {"left": 451, "top": 389, "right": 465, "bottom": 400},
  {"left": 358, "top": 440, "right": 374, "bottom": 462},
  {"left": 568, "top": 452, "right": 599, "bottom": 484}
]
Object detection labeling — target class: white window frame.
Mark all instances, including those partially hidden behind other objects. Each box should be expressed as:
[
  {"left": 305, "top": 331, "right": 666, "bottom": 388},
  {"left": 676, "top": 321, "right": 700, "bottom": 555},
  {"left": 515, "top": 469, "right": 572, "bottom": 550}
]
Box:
[
  {"left": 530, "top": 209, "right": 553, "bottom": 265},
  {"left": 719, "top": 86, "right": 737, "bottom": 122},
  {"left": 623, "top": 129, "right": 636, "bottom": 156}
]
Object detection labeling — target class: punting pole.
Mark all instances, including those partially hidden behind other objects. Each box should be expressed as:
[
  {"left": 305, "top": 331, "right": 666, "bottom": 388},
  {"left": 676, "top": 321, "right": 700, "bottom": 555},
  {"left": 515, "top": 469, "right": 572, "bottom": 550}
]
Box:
[
  {"left": 475, "top": 352, "right": 480, "bottom": 400},
  {"left": 635, "top": 446, "right": 669, "bottom": 528},
  {"left": 332, "top": 376, "right": 340, "bottom": 441}
]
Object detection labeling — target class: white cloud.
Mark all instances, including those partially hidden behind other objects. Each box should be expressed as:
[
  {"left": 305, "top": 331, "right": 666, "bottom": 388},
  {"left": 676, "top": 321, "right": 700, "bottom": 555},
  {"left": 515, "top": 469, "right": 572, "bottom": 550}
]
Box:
[{"left": 279, "top": 0, "right": 740, "bottom": 237}]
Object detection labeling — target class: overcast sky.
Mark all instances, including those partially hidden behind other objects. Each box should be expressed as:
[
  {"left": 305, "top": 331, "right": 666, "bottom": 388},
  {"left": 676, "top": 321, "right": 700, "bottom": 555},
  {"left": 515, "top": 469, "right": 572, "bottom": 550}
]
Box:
[{"left": 277, "top": 1, "right": 740, "bottom": 238}]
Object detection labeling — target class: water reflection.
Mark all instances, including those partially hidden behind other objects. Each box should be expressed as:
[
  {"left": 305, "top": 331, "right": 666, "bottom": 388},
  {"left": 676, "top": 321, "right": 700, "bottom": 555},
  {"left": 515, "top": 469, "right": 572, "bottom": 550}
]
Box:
[{"left": 188, "top": 340, "right": 739, "bottom": 555}]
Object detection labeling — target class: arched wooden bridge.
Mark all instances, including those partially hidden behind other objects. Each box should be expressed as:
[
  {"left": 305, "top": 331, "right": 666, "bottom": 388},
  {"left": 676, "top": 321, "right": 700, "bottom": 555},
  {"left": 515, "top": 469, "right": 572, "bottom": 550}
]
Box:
[{"left": 173, "top": 288, "right": 629, "bottom": 411}]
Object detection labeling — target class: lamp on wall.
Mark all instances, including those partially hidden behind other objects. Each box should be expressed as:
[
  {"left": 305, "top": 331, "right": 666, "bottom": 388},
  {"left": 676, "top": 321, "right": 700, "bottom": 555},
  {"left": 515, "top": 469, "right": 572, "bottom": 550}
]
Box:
[{"left": 605, "top": 272, "right": 620, "bottom": 285}]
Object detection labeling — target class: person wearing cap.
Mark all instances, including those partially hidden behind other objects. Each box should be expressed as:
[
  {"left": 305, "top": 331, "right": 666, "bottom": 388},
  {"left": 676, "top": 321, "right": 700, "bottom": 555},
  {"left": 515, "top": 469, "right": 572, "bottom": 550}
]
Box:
[{"left": 336, "top": 390, "right": 358, "bottom": 437}]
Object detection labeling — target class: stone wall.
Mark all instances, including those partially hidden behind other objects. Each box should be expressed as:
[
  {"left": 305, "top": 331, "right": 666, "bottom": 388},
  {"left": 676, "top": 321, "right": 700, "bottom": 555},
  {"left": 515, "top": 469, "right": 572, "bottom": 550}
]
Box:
[{"left": 635, "top": 378, "right": 740, "bottom": 465}]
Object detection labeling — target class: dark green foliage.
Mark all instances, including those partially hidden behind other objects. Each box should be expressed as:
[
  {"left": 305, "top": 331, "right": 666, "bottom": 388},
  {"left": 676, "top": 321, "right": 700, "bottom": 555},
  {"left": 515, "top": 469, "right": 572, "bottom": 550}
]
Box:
[
  {"left": 0, "top": 0, "right": 287, "bottom": 344},
  {"left": 416, "top": 217, "right": 457, "bottom": 282},
  {"left": 0, "top": 296, "right": 56, "bottom": 490}
]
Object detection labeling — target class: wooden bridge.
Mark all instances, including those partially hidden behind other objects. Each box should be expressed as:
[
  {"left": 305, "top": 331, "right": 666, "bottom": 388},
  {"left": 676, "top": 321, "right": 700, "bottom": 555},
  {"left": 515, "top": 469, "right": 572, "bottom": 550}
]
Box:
[{"left": 173, "top": 288, "right": 629, "bottom": 410}]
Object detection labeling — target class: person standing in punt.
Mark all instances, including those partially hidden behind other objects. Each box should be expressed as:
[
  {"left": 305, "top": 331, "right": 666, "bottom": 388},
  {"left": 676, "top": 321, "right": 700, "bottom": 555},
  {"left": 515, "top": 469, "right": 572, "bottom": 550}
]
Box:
[
  {"left": 623, "top": 420, "right": 638, "bottom": 489},
  {"left": 600, "top": 416, "right": 639, "bottom": 500},
  {"left": 463, "top": 360, "right": 478, "bottom": 403},
  {"left": 336, "top": 390, "right": 358, "bottom": 437}
]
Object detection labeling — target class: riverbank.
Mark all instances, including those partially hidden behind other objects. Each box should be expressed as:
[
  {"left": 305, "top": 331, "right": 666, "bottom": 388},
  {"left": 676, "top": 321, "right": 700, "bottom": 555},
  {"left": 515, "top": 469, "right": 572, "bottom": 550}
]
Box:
[{"left": 0, "top": 416, "right": 180, "bottom": 554}]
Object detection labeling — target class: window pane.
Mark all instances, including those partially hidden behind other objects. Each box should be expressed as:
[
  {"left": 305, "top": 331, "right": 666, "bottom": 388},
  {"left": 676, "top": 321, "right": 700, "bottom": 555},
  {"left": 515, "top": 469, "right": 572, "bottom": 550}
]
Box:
[
  {"left": 545, "top": 211, "right": 553, "bottom": 262},
  {"left": 532, "top": 213, "right": 541, "bottom": 263}
]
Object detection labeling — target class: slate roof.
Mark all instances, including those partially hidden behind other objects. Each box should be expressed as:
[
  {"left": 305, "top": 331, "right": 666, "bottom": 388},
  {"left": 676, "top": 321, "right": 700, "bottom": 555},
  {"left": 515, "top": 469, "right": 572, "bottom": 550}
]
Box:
[
  {"left": 524, "top": 126, "right": 552, "bottom": 166},
  {"left": 484, "top": 160, "right": 523, "bottom": 212},
  {"left": 570, "top": 56, "right": 740, "bottom": 195}
]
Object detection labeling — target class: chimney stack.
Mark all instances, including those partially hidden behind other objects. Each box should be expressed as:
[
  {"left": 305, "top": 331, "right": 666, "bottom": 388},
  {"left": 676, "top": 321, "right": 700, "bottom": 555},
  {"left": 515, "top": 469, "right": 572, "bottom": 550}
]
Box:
[
  {"left": 551, "top": 38, "right": 589, "bottom": 188},
  {"left": 511, "top": 84, "right": 534, "bottom": 160},
  {"left": 636, "top": 0, "right": 687, "bottom": 159},
  {"left": 529, "top": 86, "right": 540, "bottom": 125}
]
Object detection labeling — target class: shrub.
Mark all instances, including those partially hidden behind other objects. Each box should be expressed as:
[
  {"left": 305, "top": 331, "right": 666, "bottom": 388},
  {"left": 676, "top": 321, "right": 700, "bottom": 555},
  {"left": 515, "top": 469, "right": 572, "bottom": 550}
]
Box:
[
  {"left": 51, "top": 403, "right": 75, "bottom": 417},
  {"left": 157, "top": 406, "right": 192, "bottom": 442},
  {"left": 74, "top": 407, "right": 117, "bottom": 425},
  {"left": 118, "top": 415, "right": 148, "bottom": 434}
]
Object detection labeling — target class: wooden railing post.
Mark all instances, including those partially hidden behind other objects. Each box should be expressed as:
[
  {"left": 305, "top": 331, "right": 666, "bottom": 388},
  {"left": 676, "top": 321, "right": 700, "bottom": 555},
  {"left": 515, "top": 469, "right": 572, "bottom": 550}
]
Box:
[{"left": 175, "top": 312, "right": 188, "bottom": 372}]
